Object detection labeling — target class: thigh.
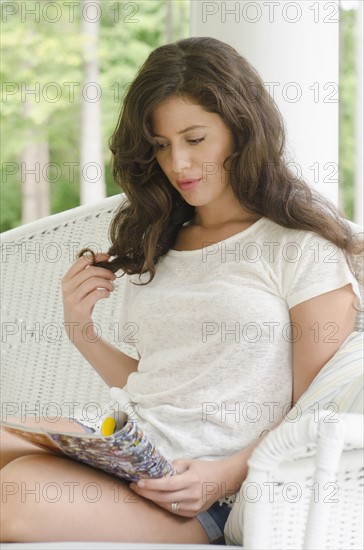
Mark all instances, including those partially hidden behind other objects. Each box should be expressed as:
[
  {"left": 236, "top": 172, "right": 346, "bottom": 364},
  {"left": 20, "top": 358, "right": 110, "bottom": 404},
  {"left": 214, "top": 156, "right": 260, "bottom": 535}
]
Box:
[
  {"left": 0, "top": 429, "right": 49, "bottom": 468},
  {"left": 1, "top": 453, "right": 209, "bottom": 544},
  {"left": 1, "top": 417, "right": 84, "bottom": 468}
]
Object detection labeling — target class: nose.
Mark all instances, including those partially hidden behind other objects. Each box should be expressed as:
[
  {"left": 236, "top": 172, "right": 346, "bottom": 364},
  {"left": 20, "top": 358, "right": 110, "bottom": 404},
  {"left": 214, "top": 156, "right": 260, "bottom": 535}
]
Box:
[{"left": 170, "top": 146, "right": 191, "bottom": 174}]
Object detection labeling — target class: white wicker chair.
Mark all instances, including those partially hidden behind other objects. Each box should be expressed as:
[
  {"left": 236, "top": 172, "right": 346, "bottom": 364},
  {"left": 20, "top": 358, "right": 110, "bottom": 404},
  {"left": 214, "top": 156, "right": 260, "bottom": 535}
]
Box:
[
  {"left": 1, "top": 197, "right": 363, "bottom": 550},
  {"left": 225, "top": 411, "right": 364, "bottom": 549},
  {"left": 1, "top": 195, "right": 134, "bottom": 418}
]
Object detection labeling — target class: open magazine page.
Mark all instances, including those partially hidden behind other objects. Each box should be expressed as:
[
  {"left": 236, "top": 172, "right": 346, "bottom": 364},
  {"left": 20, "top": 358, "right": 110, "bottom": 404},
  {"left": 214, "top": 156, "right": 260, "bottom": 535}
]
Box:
[
  {"left": 1, "top": 419, "right": 175, "bottom": 482},
  {"left": 1, "top": 423, "right": 64, "bottom": 455}
]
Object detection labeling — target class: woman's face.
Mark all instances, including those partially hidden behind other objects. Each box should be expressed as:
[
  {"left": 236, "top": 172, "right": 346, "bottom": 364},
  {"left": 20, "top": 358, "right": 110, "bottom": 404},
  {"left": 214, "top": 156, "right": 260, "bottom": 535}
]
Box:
[{"left": 151, "top": 95, "right": 236, "bottom": 208}]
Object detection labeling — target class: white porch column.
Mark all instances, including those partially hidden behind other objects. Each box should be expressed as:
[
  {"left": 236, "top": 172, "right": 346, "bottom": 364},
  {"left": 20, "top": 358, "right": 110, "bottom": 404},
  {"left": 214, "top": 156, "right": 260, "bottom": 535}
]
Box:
[{"left": 190, "top": 0, "right": 339, "bottom": 206}]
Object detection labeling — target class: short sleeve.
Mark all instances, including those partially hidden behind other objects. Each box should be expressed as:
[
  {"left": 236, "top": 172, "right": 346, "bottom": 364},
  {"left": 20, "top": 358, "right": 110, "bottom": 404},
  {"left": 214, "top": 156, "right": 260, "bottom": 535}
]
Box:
[{"left": 280, "top": 231, "right": 362, "bottom": 310}]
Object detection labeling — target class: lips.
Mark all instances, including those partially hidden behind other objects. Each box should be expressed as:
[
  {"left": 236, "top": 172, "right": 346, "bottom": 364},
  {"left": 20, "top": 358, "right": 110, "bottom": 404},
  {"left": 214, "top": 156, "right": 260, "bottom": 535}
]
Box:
[{"left": 177, "top": 178, "right": 201, "bottom": 191}]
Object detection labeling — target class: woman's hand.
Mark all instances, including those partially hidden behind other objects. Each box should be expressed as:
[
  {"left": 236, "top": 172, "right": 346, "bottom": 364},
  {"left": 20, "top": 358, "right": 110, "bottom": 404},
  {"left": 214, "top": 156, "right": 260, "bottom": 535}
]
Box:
[
  {"left": 130, "top": 457, "right": 234, "bottom": 517},
  {"left": 61, "top": 252, "right": 116, "bottom": 345}
]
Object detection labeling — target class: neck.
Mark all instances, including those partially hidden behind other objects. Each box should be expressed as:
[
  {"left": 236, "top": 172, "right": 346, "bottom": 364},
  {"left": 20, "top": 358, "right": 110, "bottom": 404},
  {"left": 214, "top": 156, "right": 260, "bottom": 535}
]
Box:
[{"left": 191, "top": 205, "right": 260, "bottom": 229}]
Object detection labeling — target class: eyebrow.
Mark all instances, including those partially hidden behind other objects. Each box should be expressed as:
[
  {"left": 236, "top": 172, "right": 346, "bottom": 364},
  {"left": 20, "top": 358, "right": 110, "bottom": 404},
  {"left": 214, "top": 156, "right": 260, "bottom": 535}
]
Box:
[{"left": 152, "top": 125, "right": 208, "bottom": 138}]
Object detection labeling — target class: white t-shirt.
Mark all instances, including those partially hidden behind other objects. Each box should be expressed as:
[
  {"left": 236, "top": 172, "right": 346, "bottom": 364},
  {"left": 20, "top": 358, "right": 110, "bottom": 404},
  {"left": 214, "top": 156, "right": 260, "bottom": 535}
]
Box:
[{"left": 119, "top": 217, "right": 361, "bottom": 462}]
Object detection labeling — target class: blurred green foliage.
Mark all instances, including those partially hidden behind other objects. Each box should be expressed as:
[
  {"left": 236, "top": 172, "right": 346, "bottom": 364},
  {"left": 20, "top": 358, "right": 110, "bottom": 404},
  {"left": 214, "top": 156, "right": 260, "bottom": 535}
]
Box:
[
  {"left": 339, "top": 6, "right": 356, "bottom": 221},
  {"left": 0, "top": 2, "right": 358, "bottom": 231},
  {"left": 0, "top": 0, "right": 190, "bottom": 230}
]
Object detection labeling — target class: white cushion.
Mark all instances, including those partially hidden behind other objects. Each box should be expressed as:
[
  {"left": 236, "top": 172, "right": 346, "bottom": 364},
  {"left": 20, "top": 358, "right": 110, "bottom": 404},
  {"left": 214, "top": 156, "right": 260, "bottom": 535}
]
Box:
[{"left": 296, "top": 330, "right": 363, "bottom": 416}]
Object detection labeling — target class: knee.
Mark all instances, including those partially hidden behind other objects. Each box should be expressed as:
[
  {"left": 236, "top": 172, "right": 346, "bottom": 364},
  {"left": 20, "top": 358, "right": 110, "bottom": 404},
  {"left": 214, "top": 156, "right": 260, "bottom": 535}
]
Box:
[
  {"left": 0, "top": 454, "right": 59, "bottom": 541},
  {"left": 1, "top": 456, "right": 29, "bottom": 541}
]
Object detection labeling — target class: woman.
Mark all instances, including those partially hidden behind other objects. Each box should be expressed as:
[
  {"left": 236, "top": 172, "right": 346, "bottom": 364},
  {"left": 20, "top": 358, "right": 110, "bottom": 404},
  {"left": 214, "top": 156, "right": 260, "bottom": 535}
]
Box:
[{"left": 1, "top": 36, "right": 362, "bottom": 544}]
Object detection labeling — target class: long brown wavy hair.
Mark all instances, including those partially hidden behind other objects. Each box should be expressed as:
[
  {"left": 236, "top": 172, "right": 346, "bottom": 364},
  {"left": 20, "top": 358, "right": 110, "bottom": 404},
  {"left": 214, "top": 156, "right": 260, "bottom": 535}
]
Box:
[{"left": 82, "top": 36, "right": 363, "bottom": 289}]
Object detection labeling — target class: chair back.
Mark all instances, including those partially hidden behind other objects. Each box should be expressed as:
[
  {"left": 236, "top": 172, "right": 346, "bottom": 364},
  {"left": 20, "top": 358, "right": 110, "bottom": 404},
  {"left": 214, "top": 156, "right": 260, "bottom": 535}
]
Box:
[{"left": 0, "top": 195, "right": 133, "bottom": 421}]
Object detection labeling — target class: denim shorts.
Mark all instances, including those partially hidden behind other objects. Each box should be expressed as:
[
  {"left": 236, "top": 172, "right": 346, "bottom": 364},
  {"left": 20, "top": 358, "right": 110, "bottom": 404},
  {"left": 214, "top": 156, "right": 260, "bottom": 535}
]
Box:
[{"left": 196, "top": 502, "right": 232, "bottom": 544}]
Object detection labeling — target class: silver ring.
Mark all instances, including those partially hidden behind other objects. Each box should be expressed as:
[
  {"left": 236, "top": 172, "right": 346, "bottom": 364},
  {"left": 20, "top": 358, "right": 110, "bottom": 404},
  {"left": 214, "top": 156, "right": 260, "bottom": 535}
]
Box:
[{"left": 171, "top": 502, "right": 179, "bottom": 512}]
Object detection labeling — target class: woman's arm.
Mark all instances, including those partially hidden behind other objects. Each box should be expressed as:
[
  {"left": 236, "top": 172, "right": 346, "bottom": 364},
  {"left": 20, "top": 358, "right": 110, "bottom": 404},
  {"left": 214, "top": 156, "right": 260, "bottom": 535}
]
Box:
[
  {"left": 62, "top": 252, "right": 139, "bottom": 388},
  {"left": 71, "top": 335, "right": 138, "bottom": 388},
  {"left": 288, "top": 282, "right": 357, "bottom": 405},
  {"left": 133, "top": 283, "right": 358, "bottom": 516}
]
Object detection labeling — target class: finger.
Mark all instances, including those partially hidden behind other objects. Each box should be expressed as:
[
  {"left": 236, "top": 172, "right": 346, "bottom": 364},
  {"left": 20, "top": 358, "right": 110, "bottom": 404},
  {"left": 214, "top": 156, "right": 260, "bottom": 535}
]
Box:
[
  {"left": 63, "top": 253, "right": 110, "bottom": 281},
  {"left": 133, "top": 486, "right": 194, "bottom": 504},
  {"left": 63, "top": 267, "right": 116, "bottom": 297},
  {"left": 64, "top": 291, "right": 112, "bottom": 335},
  {"left": 135, "top": 472, "right": 191, "bottom": 493},
  {"left": 162, "top": 501, "right": 197, "bottom": 518},
  {"left": 133, "top": 459, "right": 193, "bottom": 493},
  {"left": 133, "top": 489, "right": 200, "bottom": 518},
  {"left": 79, "top": 251, "right": 111, "bottom": 264},
  {"left": 172, "top": 459, "right": 191, "bottom": 474},
  {"left": 130, "top": 483, "right": 202, "bottom": 517},
  {"left": 130, "top": 481, "right": 186, "bottom": 503},
  {"left": 74, "top": 275, "right": 115, "bottom": 299}
]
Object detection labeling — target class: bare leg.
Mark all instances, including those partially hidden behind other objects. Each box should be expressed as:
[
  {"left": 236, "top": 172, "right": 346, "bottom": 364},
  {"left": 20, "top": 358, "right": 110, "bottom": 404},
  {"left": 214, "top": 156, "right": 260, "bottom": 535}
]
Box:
[
  {"left": 1, "top": 453, "right": 209, "bottom": 543},
  {"left": 0, "top": 417, "right": 85, "bottom": 469}
]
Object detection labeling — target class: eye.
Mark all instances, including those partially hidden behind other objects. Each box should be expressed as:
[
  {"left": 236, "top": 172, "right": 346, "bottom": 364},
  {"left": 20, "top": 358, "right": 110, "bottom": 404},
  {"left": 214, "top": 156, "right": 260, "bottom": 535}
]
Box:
[
  {"left": 188, "top": 138, "right": 205, "bottom": 145},
  {"left": 155, "top": 143, "right": 168, "bottom": 151}
]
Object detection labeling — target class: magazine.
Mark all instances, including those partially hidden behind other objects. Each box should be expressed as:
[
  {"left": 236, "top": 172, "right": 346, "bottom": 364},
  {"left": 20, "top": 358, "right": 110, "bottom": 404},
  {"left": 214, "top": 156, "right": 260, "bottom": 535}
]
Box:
[{"left": 1, "top": 415, "right": 175, "bottom": 482}]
